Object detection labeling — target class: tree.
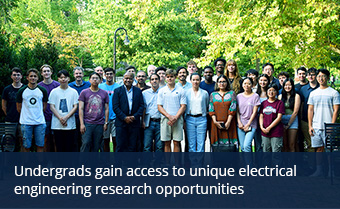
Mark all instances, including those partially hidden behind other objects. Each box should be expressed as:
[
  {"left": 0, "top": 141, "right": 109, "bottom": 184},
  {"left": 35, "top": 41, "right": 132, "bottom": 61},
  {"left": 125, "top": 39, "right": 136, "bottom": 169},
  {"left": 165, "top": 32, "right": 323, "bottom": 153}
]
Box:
[
  {"left": 186, "top": 0, "right": 340, "bottom": 72},
  {"left": 84, "top": 0, "right": 206, "bottom": 70}
]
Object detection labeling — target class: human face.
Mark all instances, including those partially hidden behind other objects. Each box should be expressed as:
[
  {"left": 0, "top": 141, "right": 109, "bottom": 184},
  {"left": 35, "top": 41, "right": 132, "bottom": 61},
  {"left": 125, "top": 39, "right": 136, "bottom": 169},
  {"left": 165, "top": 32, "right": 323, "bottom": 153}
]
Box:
[
  {"left": 147, "top": 66, "right": 156, "bottom": 76},
  {"left": 150, "top": 75, "right": 160, "bottom": 89},
  {"left": 307, "top": 72, "right": 316, "bottom": 83},
  {"left": 123, "top": 73, "right": 134, "bottom": 88},
  {"left": 95, "top": 67, "right": 103, "bottom": 77},
  {"left": 217, "top": 78, "right": 228, "bottom": 91},
  {"left": 58, "top": 74, "right": 70, "bottom": 85},
  {"left": 11, "top": 72, "right": 22, "bottom": 84},
  {"left": 73, "top": 69, "right": 84, "bottom": 82},
  {"left": 187, "top": 64, "right": 197, "bottom": 74},
  {"left": 227, "top": 64, "right": 236, "bottom": 74},
  {"left": 263, "top": 65, "right": 273, "bottom": 77},
  {"left": 105, "top": 71, "right": 114, "bottom": 82},
  {"left": 267, "top": 87, "right": 277, "bottom": 99},
  {"left": 127, "top": 68, "right": 135, "bottom": 75},
  {"left": 166, "top": 74, "right": 176, "bottom": 85},
  {"left": 297, "top": 70, "right": 306, "bottom": 82},
  {"left": 278, "top": 75, "right": 287, "bottom": 86},
  {"left": 27, "top": 72, "right": 39, "bottom": 85},
  {"left": 317, "top": 72, "right": 328, "bottom": 86},
  {"left": 284, "top": 81, "right": 292, "bottom": 93},
  {"left": 89, "top": 74, "right": 100, "bottom": 86},
  {"left": 177, "top": 68, "right": 187, "bottom": 81},
  {"left": 215, "top": 61, "right": 225, "bottom": 74},
  {"left": 136, "top": 72, "right": 147, "bottom": 84},
  {"left": 191, "top": 75, "right": 200, "bottom": 88},
  {"left": 259, "top": 76, "right": 268, "bottom": 88},
  {"left": 242, "top": 79, "right": 252, "bottom": 92},
  {"left": 204, "top": 68, "right": 214, "bottom": 82},
  {"left": 247, "top": 73, "right": 257, "bottom": 83},
  {"left": 41, "top": 67, "right": 52, "bottom": 80},
  {"left": 157, "top": 70, "right": 166, "bottom": 82}
]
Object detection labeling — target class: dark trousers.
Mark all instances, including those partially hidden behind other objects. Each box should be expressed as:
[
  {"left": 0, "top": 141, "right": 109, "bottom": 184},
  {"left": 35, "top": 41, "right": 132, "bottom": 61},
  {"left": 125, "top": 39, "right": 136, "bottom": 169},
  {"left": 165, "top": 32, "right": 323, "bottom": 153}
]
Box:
[
  {"left": 116, "top": 126, "right": 139, "bottom": 152},
  {"left": 54, "top": 129, "right": 76, "bottom": 152}
]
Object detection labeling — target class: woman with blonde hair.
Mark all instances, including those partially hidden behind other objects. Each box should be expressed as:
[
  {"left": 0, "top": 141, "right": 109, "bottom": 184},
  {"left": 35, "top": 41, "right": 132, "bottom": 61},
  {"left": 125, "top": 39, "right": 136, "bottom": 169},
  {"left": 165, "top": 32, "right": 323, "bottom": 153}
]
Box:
[{"left": 225, "top": 59, "right": 242, "bottom": 94}]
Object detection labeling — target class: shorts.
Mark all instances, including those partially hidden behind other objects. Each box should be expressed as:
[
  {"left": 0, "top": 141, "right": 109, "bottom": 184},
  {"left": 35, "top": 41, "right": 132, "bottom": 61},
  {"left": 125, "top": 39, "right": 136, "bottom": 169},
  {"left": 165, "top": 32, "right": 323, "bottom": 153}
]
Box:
[
  {"left": 103, "top": 120, "right": 116, "bottom": 138},
  {"left": 160, "top": 116, "right": 183, "bottom": 141},
  {"left": 281, "top": 115, "right": 298, "bottom": 129},
  {"left": 22, "top": 124, "right": 46, "bottom": 148},
  {"left": 311, "top": 129, "right": 326, "bottom": 148}
]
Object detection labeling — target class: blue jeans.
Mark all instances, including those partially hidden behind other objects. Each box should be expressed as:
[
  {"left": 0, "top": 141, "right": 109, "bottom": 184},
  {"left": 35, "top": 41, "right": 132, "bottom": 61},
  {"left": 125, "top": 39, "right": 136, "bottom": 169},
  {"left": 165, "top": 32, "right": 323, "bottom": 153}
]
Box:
[
  {"left": 144, "top": 121, "right": 163, "bottom": 152},
  {"left": 22, "top": 124, "right": 46, "bottom": 148},
  {"left": 237, "top": 127, "right": 256, "bottom": 152},
  {"left": 185, "top": 116, "right": 207, "bottom": 152},
  {"left": 81, "top": 123, "right": 104, "bottom": 152}
]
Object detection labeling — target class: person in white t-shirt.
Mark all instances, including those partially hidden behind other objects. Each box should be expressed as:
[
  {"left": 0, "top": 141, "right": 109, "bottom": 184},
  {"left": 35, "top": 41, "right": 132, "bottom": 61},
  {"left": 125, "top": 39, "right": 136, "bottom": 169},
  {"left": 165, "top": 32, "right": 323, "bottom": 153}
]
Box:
[
  {"left": 16, "top": 69, "right": 48, "bottom": 152},
  {"left": 49, "top": 70, "right": 79, "bottom": 152},
  {"left": 308, "top": 69, "right": 340, "bottom": 152}
]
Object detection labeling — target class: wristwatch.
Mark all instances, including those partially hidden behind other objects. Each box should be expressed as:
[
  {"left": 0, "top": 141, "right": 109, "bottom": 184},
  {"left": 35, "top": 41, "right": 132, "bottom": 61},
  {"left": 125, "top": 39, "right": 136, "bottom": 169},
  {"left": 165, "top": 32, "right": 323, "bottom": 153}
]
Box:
[{"left": 104, "top": 122, "right": 109, "bottom": 125}]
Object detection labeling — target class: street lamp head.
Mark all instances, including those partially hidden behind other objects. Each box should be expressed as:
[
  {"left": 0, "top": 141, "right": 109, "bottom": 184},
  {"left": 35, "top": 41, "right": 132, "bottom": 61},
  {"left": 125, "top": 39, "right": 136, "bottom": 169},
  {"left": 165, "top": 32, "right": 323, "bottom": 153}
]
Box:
[{"left": 124, "top": 35, "right": 130, "bottom": 45}]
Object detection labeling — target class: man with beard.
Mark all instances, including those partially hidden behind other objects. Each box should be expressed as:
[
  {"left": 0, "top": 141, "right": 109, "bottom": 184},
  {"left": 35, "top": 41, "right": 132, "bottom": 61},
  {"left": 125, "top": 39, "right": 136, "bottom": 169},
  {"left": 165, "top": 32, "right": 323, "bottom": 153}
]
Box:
[
  {"left": 213, "top": 58, "right": 226, "bottom": 82},
  {"left": 135, "top": 71, "right": 151, "bottom": 92},
  {"left": 200, "top": 66, "right": 216, "bottom": 95},
  {"left": 113, "top": 72, "right": 144, "bottom": 152},
  {"left": 176, "top": 66, "right": 192, "bottom": 90},
  {"left": 69, "top": 66, "right": 91, "bottom": 151}
]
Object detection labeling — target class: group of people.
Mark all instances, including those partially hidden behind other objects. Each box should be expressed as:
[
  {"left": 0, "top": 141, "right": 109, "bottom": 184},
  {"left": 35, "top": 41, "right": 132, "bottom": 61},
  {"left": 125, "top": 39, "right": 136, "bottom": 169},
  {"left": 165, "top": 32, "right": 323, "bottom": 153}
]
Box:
[{"left": 1, "top": 59, "right": 339, "bottom": 153}]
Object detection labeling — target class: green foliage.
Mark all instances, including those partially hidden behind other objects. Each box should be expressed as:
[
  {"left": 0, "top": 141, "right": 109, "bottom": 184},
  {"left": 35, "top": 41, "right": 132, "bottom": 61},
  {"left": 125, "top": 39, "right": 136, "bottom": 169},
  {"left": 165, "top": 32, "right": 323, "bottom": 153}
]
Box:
[
  {"left": 186, "top": 0, "right": 340, "bottom": 70},
  {"left": 84, "top": 0, "right": 206, "bottom": 70}
]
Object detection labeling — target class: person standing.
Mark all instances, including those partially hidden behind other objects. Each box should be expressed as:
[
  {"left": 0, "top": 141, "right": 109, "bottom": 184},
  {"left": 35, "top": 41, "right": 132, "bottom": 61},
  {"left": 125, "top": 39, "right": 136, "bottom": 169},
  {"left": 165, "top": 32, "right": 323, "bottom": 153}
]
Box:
[
  {"left": 69, "top": 66, "right": 91, "bottom": 151},
  {"left": 38, "top": 64, "right": 60, "bottom": 152},
  {"left": 259, "top": 83, "right": 285, "bottom": 152},
  {"left": 143, "top": 73, "right": 163, "bottom": 152},
  {"left": 225, "top": 59, "right": 242, "bottom": 94},
  {"left": 49, "top": 70, "right": 79, "bottom": 152},
  {"left": 2, "top": 67, "right": 23, "bottom": 151},
  {"left": 99, "top": 68, "right": 121, "bottom": 152},
  {"left": 213, "top": 58, "right": 226, "bottom": 82},
  {"left": 262, "top": 63, "right": 281, "bottom": 89},
  {"left": 185, "top": 73, "right": 209, "bottom": 152},
  {"left": 246, "top": 69, "right": 259, "bottom": 93},
  {"left": 176, "top": 66, "right": 192, "bottom": 90},
  {"left": 308, "top": 69, "right": 340, "bottom": 152},
  {"left": 146, "top": 65, "right": 157, "bottom": 87},
  {"left": 113, "top": 72, "right": 144, "bottom": 152},
  {"left": 79, "top": 72, "right": 109, "bottom": 152},
  {"left": 237, "top": 78, "right": 261, "bottom": 152},
  {"left": 200, "top": 66, "right": 216, "bottom": 96},
  {"left": 278, "top": 78, "right": 300, "bottom": 152},
  {"left": 16, "top": 69, "right": 48, "bottom": 152},
  {"left": 158, "top": 69, "right": 186, "bottom": 152},
  {"left": 295, "top": 67, "right": 309, "bottom": 91},
  {"left": 155, "top": 66, "right": 167, "bottom": 88},
  {"left": 95, "top": 66, "right": 106, "bottom": 83},
  {"left": 186, "top": 60, "right": 199, "bottom": 83},
  {"left": 209, "top": 75, "right": 238, "bottom": 148},
  {"left": 300, "top": 68, "right": 319, "bottom": 152}
]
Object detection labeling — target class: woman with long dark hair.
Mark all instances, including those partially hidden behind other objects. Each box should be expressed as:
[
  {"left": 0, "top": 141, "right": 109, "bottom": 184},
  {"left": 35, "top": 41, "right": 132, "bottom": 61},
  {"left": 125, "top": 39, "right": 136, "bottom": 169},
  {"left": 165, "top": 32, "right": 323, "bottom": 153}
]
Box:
[
  {"left": 209, "top": 75, "right": 238, "bottom": 148},
  {"left": 278, "top": 78, "right": 300, "bottom": 152}
]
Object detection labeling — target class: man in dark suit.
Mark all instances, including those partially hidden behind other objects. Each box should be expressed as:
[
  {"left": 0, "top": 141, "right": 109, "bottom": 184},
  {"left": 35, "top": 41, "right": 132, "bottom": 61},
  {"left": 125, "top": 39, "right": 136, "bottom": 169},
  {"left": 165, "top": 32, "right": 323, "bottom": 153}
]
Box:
[{"left": 113, "top": 72, "right": 144, "bottom": 152}]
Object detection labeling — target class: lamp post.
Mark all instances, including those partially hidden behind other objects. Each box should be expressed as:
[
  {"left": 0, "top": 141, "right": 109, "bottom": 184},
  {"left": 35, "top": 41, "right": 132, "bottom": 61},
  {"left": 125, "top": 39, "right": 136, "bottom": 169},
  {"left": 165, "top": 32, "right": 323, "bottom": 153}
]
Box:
[{"left": 113, "top": 27, "right": 130, "bottom": 82}]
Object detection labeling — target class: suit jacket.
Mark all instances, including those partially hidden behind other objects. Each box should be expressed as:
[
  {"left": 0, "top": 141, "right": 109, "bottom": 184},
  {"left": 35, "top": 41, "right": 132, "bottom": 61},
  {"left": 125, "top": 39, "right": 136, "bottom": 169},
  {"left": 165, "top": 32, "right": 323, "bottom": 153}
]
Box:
[{"left": 113, "top": 85, "right": 144, "bottom": 127}]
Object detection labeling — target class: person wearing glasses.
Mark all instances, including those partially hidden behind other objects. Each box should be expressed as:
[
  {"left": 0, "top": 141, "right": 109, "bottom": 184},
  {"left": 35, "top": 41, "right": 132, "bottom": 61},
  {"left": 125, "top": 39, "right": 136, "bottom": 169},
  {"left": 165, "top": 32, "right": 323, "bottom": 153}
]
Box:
[
  {"left": 209, "top": 75, "right": 238, "bottom": 148},
  {"left": 79, "top": 72, "right": 109, "bottom": 152},
  {"left": 135, "top": 71, "right": 151, "bottom": 92},
  {"left": 299, "top": 68, "right": 319, "bottom": 152},
  {"left": 213, "top": 58, "right": 226, "bottom": 82},
  {"left": 99, "top": 68, "right": 121, "bottom": 152}
]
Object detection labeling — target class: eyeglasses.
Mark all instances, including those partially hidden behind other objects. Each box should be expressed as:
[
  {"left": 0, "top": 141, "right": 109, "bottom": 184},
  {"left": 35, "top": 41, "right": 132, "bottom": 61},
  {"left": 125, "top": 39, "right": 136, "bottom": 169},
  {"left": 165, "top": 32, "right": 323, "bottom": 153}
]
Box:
[
  {"left": 308, "top": 74, "right": 316, "bottom": 77},
  {"left": 137, "top": 75, "right": 146, "bottom": 78},
  {"left": 317, "top": 75, "right": 327, "bottom": 78},
  {"left": 218, "top": 81, "right": 227, "bottom": 84}
]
